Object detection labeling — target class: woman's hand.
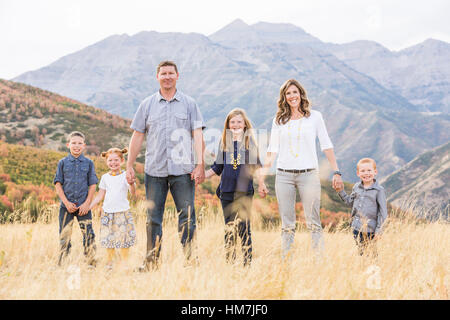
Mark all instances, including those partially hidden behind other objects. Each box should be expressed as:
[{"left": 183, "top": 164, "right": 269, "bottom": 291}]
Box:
[{"left": 332, "top": 174, "right": 343, "bottom": 191}]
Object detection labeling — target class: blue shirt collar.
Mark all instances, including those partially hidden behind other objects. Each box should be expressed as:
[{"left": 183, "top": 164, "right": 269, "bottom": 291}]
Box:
[
  {"left": 67, "top": 153, "right": 86, "bottom": 162},
  {"left": 158, "top": 89, "right": 181, "bottom": 102}
]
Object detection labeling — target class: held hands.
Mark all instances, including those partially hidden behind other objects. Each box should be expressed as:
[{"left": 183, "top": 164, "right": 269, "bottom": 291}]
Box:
[
  {"left": 191, "top": 164, "right": 205, "bottom": 187},
  {"left": 332, "top": 174, "right": 344, "bottom": 192},
  {"left": 65, "top": 201, "right": 78, "bottom": 214},
  {"left": 126, "top": 166, "right": 136, "bottom": 185},
  {"left": 64, "top": 201, "right": 89, "bottom": 215},
  {"left": 258, "top": 182, "right": 269, "bottom": 198},
  {"left": 78, "top": 201, "right": 90, "bottom": 216}
]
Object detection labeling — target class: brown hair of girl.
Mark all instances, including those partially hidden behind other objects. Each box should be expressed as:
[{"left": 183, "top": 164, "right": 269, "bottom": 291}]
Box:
[{"left": 101, "top": 148, "right": 128, "bottom": 161}]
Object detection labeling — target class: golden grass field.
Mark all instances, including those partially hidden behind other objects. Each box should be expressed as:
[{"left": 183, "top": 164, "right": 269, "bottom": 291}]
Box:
[{"left": 0, "top": 201, "right": 448, "bottom": 300}]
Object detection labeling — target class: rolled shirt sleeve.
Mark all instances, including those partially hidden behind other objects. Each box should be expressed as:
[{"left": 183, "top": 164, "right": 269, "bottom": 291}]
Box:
[
  {"left": 190, "top": 101, "right": 206, "bottom": 130},
  {"left": 267, "top": 118, "right": 280, "bottom": 153},
  {"left": 130, "top": 99, "right": 149, "bottom": 133},
  {"left": 375, "top": 188, "right": 388, "bottom": 234},
  {"left": 316, "top": 111, "right": 333, "bottom": 151},
  {"left": 53, "top": 160, "right": 64, "bottom": 185},
  {"left": 210, "top": 143, "right": 224, "bottom": 175},
  {"left": 338, "top": 189, "right": 356, "bottom": 207},
  {"left": 87, "top": 160, "right": 99, "bottom": 186}
]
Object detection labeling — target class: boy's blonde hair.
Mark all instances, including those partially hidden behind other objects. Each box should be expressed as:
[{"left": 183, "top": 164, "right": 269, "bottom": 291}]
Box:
[
  {"left": 357, "top": 158, "right": 377, "bottom": 171},
  {"left": 67, "top": 131, "right": 85, "bottom": 142},
  {"left": 101, "top": 148, "right": 128, "bottom": 161}
]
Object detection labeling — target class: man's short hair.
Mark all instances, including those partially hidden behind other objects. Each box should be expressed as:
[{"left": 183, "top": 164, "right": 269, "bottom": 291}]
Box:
[
  {"left": 357, "top": 158, "right": 377, "bottom": 171},
  {"left": 67, "top": 131, "right": 86, "bottom": 142},
  {"left": 157, "top": 61, "right": 178, "bottom": 74}
]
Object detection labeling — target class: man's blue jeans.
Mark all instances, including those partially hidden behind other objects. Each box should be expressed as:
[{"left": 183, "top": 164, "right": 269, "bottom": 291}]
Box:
[{"left": 144, "top": 174, "right": 196, "bottom": 265}]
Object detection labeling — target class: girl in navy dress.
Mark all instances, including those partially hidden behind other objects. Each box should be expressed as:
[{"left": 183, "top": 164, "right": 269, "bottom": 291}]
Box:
[{"left": 205, "top": 108, "right": 264, "bottom": 266}]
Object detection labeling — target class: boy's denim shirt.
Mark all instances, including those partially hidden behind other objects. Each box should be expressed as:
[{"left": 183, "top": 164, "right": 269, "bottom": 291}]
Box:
[
  {"left": 53, "top": 153, "right": 98, "bottom": 209},
  {"left": 338, "top": 179, "right": 388, "bottom": 234}
]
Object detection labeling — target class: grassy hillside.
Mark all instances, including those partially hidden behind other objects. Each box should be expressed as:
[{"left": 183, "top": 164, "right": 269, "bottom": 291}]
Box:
[
  {"left": 0, "top": 79, "right": 133, "bottom": 155},
  {"left": 0, "top": 142, "right": 148, "bottom": 221}
]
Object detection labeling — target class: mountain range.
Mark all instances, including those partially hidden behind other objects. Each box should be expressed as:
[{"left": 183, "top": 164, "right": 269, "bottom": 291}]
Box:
[
  {"left": 381, "top": 141, "right": 449, "bottom": 219},
  {"left": 12, "top": 19, "right": 450, "bottom": 182}
]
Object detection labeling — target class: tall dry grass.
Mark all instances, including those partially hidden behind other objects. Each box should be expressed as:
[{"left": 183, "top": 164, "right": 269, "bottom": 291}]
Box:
[{"left": 0, "top": 200, "right": 448, "bottom": 300}]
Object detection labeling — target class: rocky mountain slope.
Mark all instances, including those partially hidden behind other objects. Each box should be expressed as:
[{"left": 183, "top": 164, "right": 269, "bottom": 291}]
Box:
[
  {"left": 381, "top": 141, "right": 449, "bottom": 218},
  {"left": 326, "top": 38, "right": 450, "bottom": 113}
]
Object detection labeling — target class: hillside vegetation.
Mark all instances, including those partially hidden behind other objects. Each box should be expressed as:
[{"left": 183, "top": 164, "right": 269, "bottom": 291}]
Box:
[{"left": 0, "top": 79, "right": 132, "bottom": 155}]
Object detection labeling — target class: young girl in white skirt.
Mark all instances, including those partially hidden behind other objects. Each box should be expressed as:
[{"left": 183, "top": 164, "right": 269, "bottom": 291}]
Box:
[{"left": 90, "top": 148, "right": 136, "bottom": 269}]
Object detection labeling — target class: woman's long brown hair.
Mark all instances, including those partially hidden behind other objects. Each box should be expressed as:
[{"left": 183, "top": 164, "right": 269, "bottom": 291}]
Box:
[{"left": 276, "top": 79, "right": 311, "bottom": 125}]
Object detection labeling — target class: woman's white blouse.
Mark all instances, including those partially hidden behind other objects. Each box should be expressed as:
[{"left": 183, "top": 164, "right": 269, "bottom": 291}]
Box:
[{"left": 267, "top": 110, "right": 333, "bottom": 170}]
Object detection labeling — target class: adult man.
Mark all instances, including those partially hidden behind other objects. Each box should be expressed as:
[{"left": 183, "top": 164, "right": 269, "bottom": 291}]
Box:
[{"left": 126, "top": 61, "right": 205, "bottom": 271}]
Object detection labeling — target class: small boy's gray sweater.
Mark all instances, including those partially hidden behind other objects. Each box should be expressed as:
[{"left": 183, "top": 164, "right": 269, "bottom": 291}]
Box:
[{"left": 338, "top": 180, "right": 388, "bottom": 234}]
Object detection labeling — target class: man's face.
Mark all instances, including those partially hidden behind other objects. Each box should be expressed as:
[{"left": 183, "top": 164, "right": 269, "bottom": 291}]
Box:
[{"left": 157, "top": 65, "right": 179, "bottom": 91}]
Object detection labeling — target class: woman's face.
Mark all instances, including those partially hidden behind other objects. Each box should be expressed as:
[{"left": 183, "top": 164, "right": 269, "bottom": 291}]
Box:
[
  {"left": 285, "top": 84, "right": 301, "bottom": 109},
  {"left": 228, "top": 114, "right": 246, "bottom": 135}
]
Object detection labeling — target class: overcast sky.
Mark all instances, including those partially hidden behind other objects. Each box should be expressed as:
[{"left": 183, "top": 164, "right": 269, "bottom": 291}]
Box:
[{"left": 1, "top": 0, "right": 449, "bottom": 79}]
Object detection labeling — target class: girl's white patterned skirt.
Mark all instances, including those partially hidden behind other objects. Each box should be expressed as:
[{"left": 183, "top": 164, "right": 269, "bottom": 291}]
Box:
[{"left": 100, "top": 210, "right": 136, "bottom": 248}]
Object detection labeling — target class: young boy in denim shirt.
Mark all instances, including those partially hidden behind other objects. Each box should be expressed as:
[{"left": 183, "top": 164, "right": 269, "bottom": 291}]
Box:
[
  {"left": 335, "top": 158, "right": 388, "bottom": 256},
  {"left": 54, "top": 131, "right": 98, "bottom": 266}
]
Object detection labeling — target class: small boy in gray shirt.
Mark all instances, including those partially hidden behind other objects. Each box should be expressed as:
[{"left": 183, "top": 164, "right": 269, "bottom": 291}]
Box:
[{"left": 335, "top": 158, "right": 388, "bottom": 256}]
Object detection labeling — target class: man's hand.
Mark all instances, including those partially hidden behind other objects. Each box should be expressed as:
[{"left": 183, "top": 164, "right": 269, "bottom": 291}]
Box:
[
  {"left": 191, "top": 164, "right": 205, "bottom": 186},
  {"left": 258, "top": 182, "right": 269, "bottom": 198},
  {"left": 78, "top": 201, "right": 90, "bottom": 216},
  {"left": 126, "top": 166, "right": 136, "bottom": 185}
]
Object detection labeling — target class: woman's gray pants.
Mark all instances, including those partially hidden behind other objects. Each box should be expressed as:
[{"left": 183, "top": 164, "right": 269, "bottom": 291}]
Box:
[{"left": 275, "top": 169, "right": 324, "bottom": 258}]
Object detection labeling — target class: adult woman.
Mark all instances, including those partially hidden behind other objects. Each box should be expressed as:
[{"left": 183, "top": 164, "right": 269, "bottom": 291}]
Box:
[{"left": 258, "top": 79, "right": 343, "bottom": 258}]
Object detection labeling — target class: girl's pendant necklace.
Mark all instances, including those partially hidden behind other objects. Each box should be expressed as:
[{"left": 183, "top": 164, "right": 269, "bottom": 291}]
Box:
[
  {"left": 230, "top": 153, "right": 241, "bottom": 170},
  {"left": 110, "top": 169, "right": 123, "bottom": 176},
  {"left": 230, "top": 141, "right": 241, "bottom": 170},
  {"left": 288, "top": 118, "right": 301, "bottom": 158}
]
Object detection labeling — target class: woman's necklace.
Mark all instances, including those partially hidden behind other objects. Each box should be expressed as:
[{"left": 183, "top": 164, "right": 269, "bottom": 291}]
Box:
[{"left": 288, "top": 119, "right": 302, "bottom": 158}]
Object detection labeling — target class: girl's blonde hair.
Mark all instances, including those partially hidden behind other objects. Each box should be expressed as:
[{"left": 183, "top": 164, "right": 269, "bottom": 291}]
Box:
[
  {"left": 276, "top": 79, "right": 311, "bottom": 125},
  {"left": 101, "top": 148, "right": 128, "bottom": 161},
  {"left": 221, "top": 108, "right": 257, "bottom": 151}
]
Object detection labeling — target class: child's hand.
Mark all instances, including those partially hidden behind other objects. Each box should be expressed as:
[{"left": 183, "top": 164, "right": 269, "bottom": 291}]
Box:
[
  {"left": 78, "top": 202, "right": 90, "bottom": 216},
  {"left": 258, "top": 183, "right": 269, "bottom": 198},
  {"left": 65, "top": 202, "right": 78, "bottom": 213},
  {"left": 334, "top": 184, "right": 344, "bottom": 192}
]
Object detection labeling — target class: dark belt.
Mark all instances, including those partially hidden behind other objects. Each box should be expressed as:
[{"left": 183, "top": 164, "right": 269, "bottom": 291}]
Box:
[{"left": 277, "top": 168, "right": 315, "bottom": 174}]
